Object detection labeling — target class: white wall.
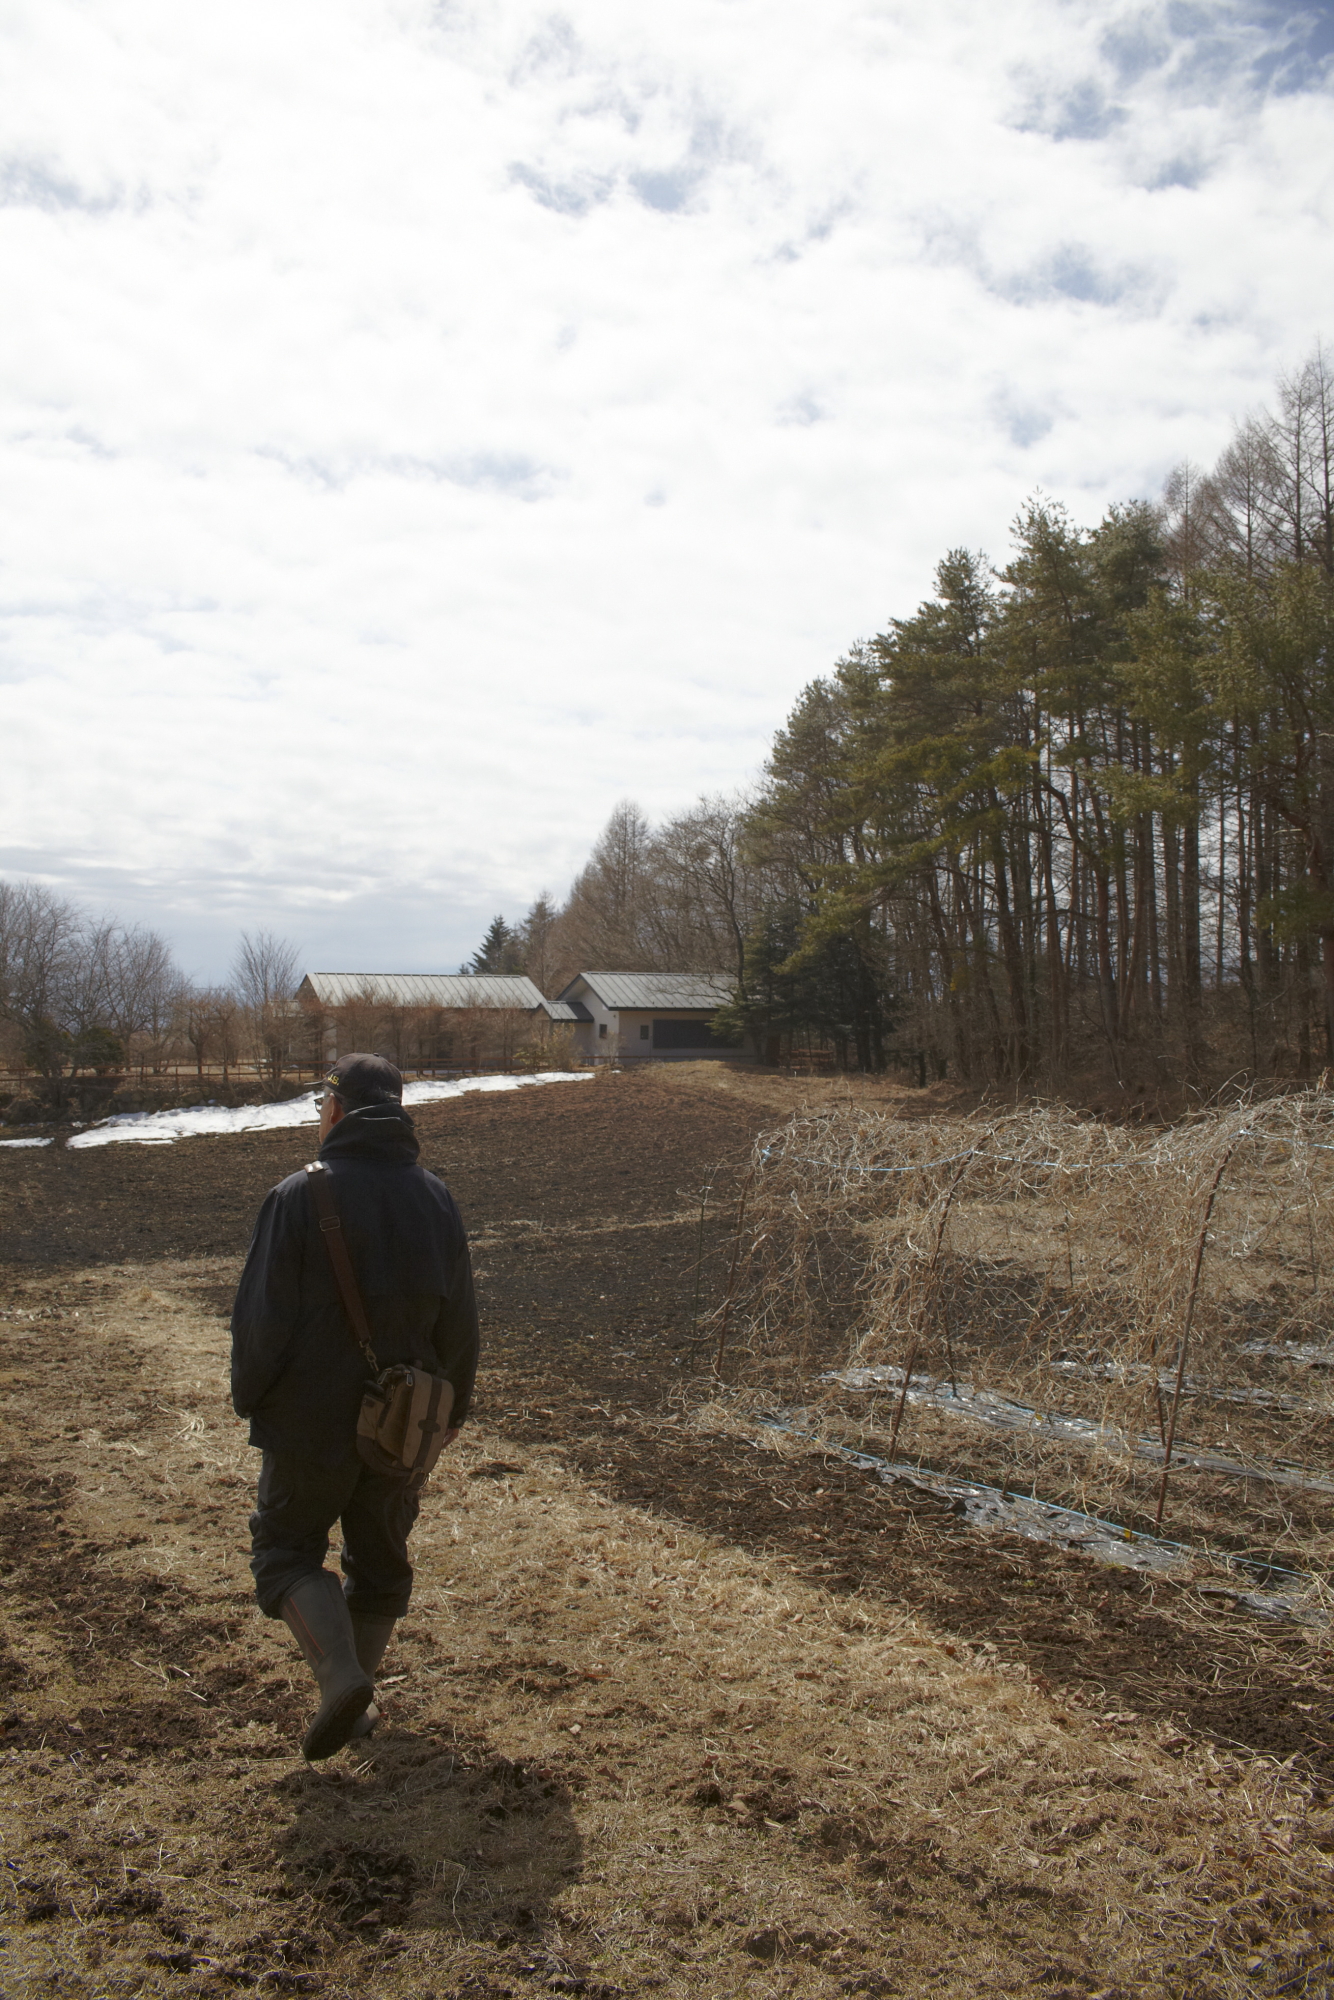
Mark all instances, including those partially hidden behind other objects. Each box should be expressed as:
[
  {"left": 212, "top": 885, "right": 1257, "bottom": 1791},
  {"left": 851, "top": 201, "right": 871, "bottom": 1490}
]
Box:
[
  {"left": 615, "top": 1009, "right": 735, "bottom": 1062},
  {"left": 565, "top": 980, "right": 743, "bottom": 1062}
]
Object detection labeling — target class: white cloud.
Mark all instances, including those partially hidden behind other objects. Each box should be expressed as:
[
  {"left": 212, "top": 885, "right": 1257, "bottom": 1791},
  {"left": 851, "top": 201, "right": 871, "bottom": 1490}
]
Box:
[{"left": 0, "top": 0, "right": 1329, "bottom": 979}]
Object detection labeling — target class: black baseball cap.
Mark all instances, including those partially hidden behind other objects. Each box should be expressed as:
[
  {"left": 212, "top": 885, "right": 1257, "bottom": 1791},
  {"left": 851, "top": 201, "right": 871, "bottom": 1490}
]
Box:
[{"left": 322, "top": 1053, "right": 403, "bottom": 1108}]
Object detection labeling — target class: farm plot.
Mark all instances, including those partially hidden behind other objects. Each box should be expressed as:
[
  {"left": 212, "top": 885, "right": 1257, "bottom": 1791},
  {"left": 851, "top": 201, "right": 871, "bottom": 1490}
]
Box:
[
  {"left": 0, "top": 1070, "right": 1332, "bottom": 1998},
  {"left": 711, "top": 1093, "right": 1334, "bottom": 1583}
]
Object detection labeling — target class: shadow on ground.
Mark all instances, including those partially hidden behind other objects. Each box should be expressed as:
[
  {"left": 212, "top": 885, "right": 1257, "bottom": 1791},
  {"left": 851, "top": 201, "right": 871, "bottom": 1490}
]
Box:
[{"left": 274, "top": 1727, "right": 584, "bottom": 1984}]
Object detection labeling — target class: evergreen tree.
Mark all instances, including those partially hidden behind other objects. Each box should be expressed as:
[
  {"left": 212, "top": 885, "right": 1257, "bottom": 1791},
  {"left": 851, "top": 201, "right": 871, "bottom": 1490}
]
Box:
[
  {"left": 467, "top": 916, "right": 524, "bottom": 975},
  {"left": 541, "top": 344, "right": 1334, "bottom": 1088}
]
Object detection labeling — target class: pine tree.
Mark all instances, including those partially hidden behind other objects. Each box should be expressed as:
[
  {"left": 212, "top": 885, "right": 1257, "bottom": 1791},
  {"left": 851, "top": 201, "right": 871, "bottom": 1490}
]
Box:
[{"left": 466, "top": 917, "right": 523, "bottom": 975}]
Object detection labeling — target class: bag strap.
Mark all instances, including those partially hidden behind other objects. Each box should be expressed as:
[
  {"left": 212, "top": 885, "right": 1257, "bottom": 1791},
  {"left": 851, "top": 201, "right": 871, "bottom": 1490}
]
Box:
[
  {"left": 305, "top": 1162, "right": 380, "bottom": 1374},
  {"left": 408, "top": 1373, "right": 450, "bottom": 1477}
]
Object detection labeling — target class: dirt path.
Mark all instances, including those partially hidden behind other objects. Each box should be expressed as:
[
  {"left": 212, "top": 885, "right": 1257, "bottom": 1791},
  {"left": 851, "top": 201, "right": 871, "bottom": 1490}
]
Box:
[{"left": 0, "top": 1070, "right": 1331, "bottom": 1997}]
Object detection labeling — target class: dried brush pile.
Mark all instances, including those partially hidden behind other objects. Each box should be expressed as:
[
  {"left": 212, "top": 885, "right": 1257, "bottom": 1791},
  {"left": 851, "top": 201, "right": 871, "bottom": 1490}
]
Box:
[{"left": 707, "top": 1091, "right": 1334, "bottom": 1564}]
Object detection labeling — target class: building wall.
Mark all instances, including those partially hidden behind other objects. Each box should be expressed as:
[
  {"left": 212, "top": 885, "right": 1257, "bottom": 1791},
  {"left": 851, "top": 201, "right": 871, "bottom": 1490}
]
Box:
[
  {"left": 614, "top": 1009, "right": 734, "bottom": 1060},
  {"left": 569, "top": 1002, "right": 739, "bottom": 1063},
  {"left": 306, "top": 1000, "right": 545, "bottom": 1069},
  {"left": 567, "top": 982, "right": 616, "bottom": 1061},
  {"left": 563, "top": 977, "right": 744, "bottom": 1064}
]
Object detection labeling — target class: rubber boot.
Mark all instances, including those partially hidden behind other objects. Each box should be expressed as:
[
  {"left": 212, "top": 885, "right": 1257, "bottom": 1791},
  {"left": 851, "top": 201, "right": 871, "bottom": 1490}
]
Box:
[
  {"left": 279, "top": 1572, "right": 373, "bottom": 1761},
  {"left": 347, "top": 1613, "right": 397, "bottom": 1742}
]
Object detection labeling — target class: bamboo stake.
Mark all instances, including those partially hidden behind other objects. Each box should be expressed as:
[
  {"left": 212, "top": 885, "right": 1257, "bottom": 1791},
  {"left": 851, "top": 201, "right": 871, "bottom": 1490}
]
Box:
[
  {"left": 888, "top": 1137, "right": 986, "bottom": 1461},
  {"left": 1153, "top": 1137, "right": 1240, "bottom": 1531},
  {"left": 714, "top": 1165, "right": 756, "bottom": 1379},
  {"left": 689, "top": 1163, "right": 720, "bottom": 1357},
  {"left": 885, "top": 1335, "right": 919, "bottom": 1463}
]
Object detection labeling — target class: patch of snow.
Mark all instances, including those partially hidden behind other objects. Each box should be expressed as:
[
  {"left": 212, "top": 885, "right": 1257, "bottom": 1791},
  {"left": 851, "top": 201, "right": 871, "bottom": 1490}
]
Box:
[
  {"left": 0, "top": 1136, "right": 53, "bottom": 1149},
  {"left": 65, "top": 1071, "right": 594, "bottom": 1149}
]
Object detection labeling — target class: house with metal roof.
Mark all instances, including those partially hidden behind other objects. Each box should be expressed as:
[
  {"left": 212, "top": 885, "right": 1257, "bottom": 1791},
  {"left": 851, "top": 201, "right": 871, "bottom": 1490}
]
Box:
[
  {"left": 553, "top": 971, "right": 738, "bottom": 1063},
  {"left": 298, "top": 973, "right": 552, "bottom": 1013},
  {"left": 296, "top": 972, "right": 568, "bottom": 1069}
]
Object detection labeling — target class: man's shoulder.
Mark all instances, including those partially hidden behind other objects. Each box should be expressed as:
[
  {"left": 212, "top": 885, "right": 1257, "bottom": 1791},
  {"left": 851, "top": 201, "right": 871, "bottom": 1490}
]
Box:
[
  {"left": 268, "top": 1164, "right": 317, "bottom": 1205},
  {"left": 322, "top": 1156, "right": 461, "bottom": 1213},
  {"left": 417, "top": 1163, "right": 462, "bottom": 1205},
  {"left": 413, "top": 1165, "right": 467, "bottom": 1229}
]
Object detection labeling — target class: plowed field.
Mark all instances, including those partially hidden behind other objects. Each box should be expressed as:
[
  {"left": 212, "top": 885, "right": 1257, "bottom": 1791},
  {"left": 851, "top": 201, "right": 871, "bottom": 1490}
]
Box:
[{"left": 0, "top": 1066, "right": 1332, "bottom": 1999}]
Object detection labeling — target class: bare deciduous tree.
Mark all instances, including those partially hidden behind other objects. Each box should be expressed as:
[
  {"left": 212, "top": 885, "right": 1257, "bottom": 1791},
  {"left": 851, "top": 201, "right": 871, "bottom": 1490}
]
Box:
[
  {"left": 0, "top": 881, "right": 182, "bottom": 1091},
  {"left": 517, "top": 893, "right": 559, "bottom": 992},
  {"left": 542, "top": 795, "right": 757, "bottom": 991},
  {"left": 0, "top": 881, "right": 81, "bottom": 1062},
  {"left": 232, "top": 931, "right": 302, "bottom": 1094}
]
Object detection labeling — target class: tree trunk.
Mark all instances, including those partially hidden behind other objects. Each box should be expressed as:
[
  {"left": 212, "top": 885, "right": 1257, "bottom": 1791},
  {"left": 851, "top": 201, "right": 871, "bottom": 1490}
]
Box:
[{"left": 1181, "top": 794, "right": 1204, "bottom": 1071}]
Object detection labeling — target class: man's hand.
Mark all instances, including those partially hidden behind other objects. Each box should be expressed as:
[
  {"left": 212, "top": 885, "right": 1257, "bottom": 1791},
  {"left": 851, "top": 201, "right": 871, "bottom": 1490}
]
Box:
[{"left": 442, "top": 1426, "right": 460, "bottom": 1448}]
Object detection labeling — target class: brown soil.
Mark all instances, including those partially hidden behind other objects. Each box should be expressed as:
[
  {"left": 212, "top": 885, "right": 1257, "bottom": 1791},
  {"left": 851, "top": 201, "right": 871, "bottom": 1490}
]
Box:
[{"left": 0, "top": 1065, "right": 1332, "bottom": 1998}]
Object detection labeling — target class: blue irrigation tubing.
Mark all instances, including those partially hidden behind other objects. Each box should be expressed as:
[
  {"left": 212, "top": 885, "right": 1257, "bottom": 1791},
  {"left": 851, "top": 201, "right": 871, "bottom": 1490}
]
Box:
[{"left": 750, "top": 1411, "right": 1314, "bottom": 1589}]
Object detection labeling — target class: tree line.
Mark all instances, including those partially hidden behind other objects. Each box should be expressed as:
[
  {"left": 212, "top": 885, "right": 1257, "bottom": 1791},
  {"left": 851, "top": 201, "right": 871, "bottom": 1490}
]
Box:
[
  {"left": 10, "top": 342, "right": 1329, "bottom": 1094},
  {"left": 0, "top": 884, "right": 304, "bottom": 1102},
  {"left": 487, "top": 343, "right": 1334, "bottom": 1087}
]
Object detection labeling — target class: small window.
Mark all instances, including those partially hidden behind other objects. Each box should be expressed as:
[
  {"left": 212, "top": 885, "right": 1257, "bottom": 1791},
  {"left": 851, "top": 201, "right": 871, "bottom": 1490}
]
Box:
[
  {"left": 598, "top": 1022, "right": 608, "bottom": 1039},
  {"left": 639, "top": 1024, "right": 650, "bottom": 1039}
]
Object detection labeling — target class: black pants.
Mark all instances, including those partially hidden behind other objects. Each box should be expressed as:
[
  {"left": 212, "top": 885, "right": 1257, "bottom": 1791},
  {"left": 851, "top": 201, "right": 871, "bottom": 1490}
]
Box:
[{"left": 249, "top": 1451, "right": 421, "bottom": 1619}]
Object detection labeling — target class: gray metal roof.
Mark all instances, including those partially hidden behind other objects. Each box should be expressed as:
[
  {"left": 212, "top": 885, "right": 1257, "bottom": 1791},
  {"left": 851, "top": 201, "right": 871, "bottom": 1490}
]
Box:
[
  {"left": 300, "top": 973, "right": 548, "bottom": 1011},
  {"left": 544, "top": 999, "right": 590, "bottom": 1023},
  {"left": 560, "top": 971, "right": 735, "bottom": 1012}
]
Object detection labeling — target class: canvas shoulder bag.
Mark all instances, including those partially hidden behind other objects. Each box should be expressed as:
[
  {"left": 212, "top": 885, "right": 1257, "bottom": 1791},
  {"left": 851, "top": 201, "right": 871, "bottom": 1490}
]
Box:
[{"left": 304, "top": 1162, "right": 455, "bottom": 1491}]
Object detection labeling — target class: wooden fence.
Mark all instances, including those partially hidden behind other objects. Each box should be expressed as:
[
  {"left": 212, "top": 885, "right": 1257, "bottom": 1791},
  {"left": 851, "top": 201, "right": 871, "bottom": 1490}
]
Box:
[{"left": 0, "top": 1059, "right": 543, "bottom": 1090}]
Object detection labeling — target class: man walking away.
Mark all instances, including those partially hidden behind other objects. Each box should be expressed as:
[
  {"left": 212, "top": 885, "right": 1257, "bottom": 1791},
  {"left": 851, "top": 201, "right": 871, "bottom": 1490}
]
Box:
[{"left": 231, "top": 1054, "right": 479, "bottom": 1760}]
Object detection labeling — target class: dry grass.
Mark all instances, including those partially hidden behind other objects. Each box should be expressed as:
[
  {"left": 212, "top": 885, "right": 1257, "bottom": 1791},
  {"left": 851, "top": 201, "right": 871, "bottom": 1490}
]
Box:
[
  {"left": 708, "top": 1089, "right": 1334, "bottom": 1567},
  {"left": 1, "top": 1264, "right": 1333, "bottom": 1995}
]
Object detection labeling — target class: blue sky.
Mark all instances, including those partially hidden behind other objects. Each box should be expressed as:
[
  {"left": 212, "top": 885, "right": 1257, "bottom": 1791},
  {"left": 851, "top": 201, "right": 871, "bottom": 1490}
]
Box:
[{"left": 0, "top": 0, "right": 1330, "bottom": 983}]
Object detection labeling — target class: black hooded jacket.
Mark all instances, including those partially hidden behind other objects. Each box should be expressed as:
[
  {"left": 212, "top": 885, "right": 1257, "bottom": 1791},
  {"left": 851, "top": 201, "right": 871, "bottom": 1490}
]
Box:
[{"left": 230, "top": 1102, "right": 480, "bottom": 1465}]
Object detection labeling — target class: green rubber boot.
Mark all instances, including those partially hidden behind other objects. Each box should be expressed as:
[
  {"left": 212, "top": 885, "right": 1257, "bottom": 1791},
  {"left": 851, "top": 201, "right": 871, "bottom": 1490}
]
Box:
[
  {"left": 348, "top": 1613, "right": 397, "bottom": 1742},
  {"left": 279, "top": 1572, "right": 373, "bottom": 1761}
]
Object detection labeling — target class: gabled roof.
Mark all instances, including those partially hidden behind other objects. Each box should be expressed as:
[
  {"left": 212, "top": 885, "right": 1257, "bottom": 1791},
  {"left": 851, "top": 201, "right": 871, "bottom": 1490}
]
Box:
[
  {"left": 544, "top": 999, "right": 592, "bottom": 1023},
  {"left": 558, "top": 971, "right": 735, "bottom": 1012},
  {"left": 299, "top": 973, "right": 548, "bottom": 1011}
]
